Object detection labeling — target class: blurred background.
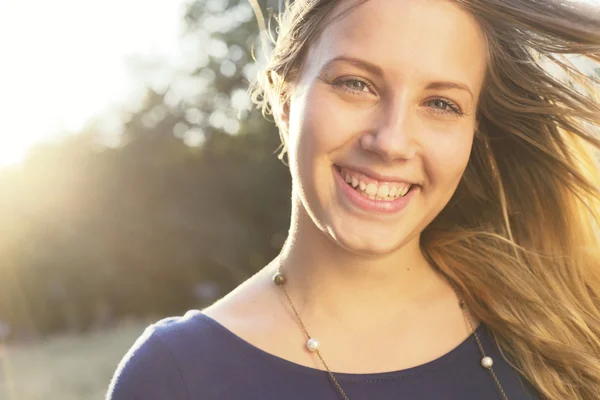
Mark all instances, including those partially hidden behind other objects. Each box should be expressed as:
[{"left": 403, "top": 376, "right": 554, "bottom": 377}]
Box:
[
  {"left": 0, "top": 0, "right": 290, "bottom": 399},
  {"left": 1, "top": 0, "right": 599, "bottom": 399}
]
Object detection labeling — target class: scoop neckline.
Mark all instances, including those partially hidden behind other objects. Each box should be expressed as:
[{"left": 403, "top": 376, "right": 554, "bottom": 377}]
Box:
[{"left": 194, "top": 311, "right": 486, "bottom": 383}]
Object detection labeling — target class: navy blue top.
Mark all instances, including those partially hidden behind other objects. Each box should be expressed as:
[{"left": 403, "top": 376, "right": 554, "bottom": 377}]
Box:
[{"left": 106, "top": 310, "right": 541, "bottom": 400}]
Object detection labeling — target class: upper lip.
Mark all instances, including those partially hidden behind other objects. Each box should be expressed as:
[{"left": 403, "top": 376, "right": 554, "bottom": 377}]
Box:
[{"left": 335, "top": 164, "right": 418, "bottom": 185}]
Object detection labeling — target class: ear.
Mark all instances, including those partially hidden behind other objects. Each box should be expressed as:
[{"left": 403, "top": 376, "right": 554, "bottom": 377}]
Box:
[{"left": 279, "top": 100, "right": 291, "bottom": 135}]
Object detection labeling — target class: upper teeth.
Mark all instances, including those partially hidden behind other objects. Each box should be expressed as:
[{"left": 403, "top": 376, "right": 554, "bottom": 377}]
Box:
[{"left": 343, "top": 171, "right": 411, "bottom": 200}]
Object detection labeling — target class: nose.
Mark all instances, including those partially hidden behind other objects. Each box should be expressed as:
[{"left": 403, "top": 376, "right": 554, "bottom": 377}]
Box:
[{"left": 359, "top": 100, "right": 417, "bottom": 162}]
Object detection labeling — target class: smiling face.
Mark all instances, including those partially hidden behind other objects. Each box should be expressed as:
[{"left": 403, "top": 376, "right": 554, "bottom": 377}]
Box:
[{"left": 283, "top": 0, "right": 488, "bottom": 255}]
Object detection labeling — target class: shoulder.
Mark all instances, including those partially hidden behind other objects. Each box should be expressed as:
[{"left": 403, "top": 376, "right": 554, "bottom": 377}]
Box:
[
  {"left": 152, "top": 309, "right": 220, "bottom": 342},
  {"left": 202, "top": 263, "right": 281, "bottom": 333},
  {"left": 106, "top": 310, "right": 218, "bottom": 400},
  {"left": 106, "top": 266, "right": 281, "bottom": 400}
]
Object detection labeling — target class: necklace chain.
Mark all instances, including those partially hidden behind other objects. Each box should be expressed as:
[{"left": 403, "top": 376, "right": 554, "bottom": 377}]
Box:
[{"left": 273, "top": 268, "right": 508, "bottom": 400}]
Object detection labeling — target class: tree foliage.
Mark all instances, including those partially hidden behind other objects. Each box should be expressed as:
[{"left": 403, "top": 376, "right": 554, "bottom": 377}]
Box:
[{"left": 0, "top": 0, "right": 290, "bottom": 337}]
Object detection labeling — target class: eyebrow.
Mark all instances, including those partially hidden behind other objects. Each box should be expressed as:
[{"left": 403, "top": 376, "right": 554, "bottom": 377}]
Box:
[
  {"left": 321, "top": 56, "right": 384, "bottom": 77},
  {"left": 320, "top": 56, "right": 474, "bottom": 100},
  {"left": 425, "top": 81, "right": 473, "bottom": 101}
]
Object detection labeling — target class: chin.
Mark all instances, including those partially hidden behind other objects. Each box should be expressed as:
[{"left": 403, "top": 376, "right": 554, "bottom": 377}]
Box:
[{"left": 328, "top": 227, "right": 417, "bottom": 257}]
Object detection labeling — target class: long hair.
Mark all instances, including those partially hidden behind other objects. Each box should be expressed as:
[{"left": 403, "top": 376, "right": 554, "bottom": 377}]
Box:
[{"left": 249, "top": 0, "right": 600, "bottom": 398}]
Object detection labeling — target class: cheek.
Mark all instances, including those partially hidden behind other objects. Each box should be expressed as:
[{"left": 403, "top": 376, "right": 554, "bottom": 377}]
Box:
[
  {"left": 423, "top": 130, "right": 474, "bottom": 189},
  {"left": 295, "top": 99, "right": 349, "bottom": 155},
  {"left": 287, "top": 89, "right": 338, "bottom": 194},
  {"left": 289, "top": 85, "right": 363, "bottom": 161}
]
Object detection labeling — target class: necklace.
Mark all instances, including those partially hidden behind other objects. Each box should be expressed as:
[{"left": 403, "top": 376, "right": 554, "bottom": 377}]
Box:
[{"left": 273, "top": 268, "right": 509, "bottom": 400}]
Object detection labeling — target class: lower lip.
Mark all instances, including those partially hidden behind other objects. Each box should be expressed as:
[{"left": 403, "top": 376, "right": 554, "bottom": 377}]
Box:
[{"left": 333, "top": 166, "right": 417, "bottom": 214}]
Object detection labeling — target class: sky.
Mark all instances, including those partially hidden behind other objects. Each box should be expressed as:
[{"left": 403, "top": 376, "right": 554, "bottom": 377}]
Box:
[{"left": 0, "top": 0, "right": 190, "bottom": 169}]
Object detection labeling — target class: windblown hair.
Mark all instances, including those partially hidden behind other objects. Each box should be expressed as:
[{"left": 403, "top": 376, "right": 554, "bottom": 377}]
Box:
[{"left": 249, "top": 0, "right": 600, "bottom": 398}]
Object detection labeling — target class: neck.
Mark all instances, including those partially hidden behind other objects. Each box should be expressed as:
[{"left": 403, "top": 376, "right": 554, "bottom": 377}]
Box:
[{"left": 274, "top": 200, "right": 447, "bottom": 326}]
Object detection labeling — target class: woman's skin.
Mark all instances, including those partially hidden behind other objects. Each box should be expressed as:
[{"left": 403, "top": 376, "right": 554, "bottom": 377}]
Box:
[{"left": 204, "top": 0, "right": 488, "bottom": 374}]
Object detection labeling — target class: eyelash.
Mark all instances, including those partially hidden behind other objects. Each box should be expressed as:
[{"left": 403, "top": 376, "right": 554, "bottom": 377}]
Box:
[{"left": 331, "top": 77, "right": 464, "bottom": 117}]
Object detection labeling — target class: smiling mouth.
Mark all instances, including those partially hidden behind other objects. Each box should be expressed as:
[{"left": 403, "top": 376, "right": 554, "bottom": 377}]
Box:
[{"left": 335, "top": 165, "right": 414, "bottom": 201}]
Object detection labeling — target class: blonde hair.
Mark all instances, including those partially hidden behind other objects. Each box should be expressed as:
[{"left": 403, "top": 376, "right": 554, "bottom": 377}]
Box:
[{"left": 249, "top": 0, "right": 600, "bottom": 398}]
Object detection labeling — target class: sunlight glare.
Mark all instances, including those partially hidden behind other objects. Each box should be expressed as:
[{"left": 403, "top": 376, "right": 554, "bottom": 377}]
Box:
[{"left": 0, "top": 0, "right": 188, "bottom": 170}]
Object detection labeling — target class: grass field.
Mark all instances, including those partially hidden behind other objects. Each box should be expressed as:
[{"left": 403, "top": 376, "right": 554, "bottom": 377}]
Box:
[{"left": 0, "top": 320, "right": 150, "bottom": 400}]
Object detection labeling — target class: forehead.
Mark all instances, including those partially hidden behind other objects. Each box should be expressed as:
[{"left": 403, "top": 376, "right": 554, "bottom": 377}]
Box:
[{"left": 303, "top": 0, "right": 487, "bottom": 89}]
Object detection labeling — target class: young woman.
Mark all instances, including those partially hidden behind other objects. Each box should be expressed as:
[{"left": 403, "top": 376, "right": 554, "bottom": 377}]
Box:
[{"left": 107, "top": 0, "right": 600, "bottom": 399}]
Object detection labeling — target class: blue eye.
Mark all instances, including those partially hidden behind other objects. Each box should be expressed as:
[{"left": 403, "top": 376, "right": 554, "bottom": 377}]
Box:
[
  {"left": 332, "top": 78, "right": 374, "bottom": 96},
  {"left": 426, "top": 98, "right": 463, "bottom": 116},
  {"left": 330, "top": 78, "right": 464, "bottom": 117},
  {"left": 343, "top": 79, "right": 368, "bottom": 92}
]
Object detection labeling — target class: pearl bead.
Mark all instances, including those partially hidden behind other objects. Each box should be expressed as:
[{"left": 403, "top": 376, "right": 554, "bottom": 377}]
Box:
[
  {"left": 481, "top": 356, "right": 494, "bottom": 369},
  {"left": 307, "top": 338, "right": 319, "bottom": 352}
]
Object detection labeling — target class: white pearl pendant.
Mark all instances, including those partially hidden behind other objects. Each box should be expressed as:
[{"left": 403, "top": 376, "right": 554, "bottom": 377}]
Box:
[
  {"left": 481, "top": 356, "right": 494, "bottom": 369},
  {"left": 307, "top": 338, "right": 319, "bottom": 352}
]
